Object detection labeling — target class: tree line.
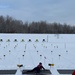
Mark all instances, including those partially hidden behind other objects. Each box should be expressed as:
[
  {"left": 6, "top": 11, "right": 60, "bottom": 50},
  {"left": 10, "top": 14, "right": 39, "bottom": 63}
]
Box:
[{"left": 0, "top": 15, "right": 75, "bottom": 33}]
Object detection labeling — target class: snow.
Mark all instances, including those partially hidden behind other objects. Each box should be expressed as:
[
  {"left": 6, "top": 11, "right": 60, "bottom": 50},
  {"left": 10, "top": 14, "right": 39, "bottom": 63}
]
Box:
[{"left": 0, "top": 34, "right": 75, "bottom": 72}]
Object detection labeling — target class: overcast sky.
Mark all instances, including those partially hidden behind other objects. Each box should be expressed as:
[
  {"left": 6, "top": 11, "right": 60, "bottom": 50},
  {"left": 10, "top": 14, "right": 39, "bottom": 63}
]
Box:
[{"left": 0, "top": 0, "right": 75, "bottom": 25}]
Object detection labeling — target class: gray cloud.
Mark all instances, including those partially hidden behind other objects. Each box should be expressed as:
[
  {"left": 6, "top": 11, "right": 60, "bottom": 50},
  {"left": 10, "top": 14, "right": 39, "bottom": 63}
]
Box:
[{"left": 0, "top": 0, "right": 75, "bottom": 25}]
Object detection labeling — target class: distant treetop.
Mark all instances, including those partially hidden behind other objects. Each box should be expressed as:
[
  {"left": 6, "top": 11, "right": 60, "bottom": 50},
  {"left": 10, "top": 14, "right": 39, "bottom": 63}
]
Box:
[{"left": 0, "top": 15, "right": 75, "bottom": 34}]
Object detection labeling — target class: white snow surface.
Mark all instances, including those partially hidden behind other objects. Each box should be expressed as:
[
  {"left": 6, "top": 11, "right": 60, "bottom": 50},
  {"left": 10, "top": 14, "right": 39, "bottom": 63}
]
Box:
[{"left": 0, "top": 34, "right": 75, "bottom": 70}]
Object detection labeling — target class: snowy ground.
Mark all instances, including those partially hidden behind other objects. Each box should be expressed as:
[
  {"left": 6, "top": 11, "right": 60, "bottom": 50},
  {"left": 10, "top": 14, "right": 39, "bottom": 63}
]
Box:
[{"left": 0, "top": 34, "right": 75, "bottom": 71}]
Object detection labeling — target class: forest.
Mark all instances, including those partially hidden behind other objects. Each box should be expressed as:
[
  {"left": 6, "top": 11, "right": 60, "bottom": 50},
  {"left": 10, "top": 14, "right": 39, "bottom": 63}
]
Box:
[{"left": 0, "top": 15, "right": 75, "bottom": 34}]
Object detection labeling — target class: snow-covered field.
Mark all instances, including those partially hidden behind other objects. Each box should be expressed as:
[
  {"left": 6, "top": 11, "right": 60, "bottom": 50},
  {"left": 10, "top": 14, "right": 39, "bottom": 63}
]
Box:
[{"left": 0, "top": 34, "right": 75, "bottom": 74}]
